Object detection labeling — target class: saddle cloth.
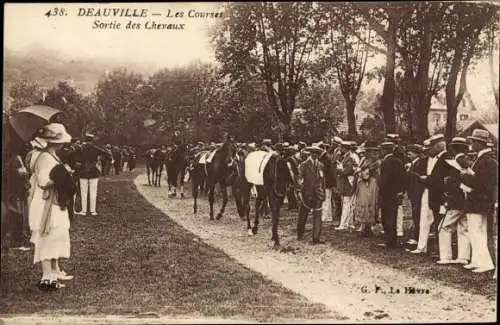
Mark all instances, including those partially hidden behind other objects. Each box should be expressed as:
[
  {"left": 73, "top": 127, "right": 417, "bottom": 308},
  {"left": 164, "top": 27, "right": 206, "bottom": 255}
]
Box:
[
  {"left": 197, "top": 151, "right": 212, "bottom": 165},
  {"left": 205, "top": 149, "right": 218, "bottom": 164},
  {"left": 245, "top": 150, "right": 276, "bottom": 185}
]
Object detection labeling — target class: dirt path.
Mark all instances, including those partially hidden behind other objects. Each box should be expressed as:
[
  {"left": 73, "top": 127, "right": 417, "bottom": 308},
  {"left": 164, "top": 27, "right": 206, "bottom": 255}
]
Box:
[{"left": 135, "top": 175, "right": 496, "bottom": 322}]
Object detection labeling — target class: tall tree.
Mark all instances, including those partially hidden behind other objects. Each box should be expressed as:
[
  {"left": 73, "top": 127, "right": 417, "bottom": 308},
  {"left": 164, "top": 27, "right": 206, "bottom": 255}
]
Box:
[
  {"left": 356, "top": 3, "right": 406, "bottom": 134},
  {"left": 444, "top": 3, "right": 498, "bottom": 139},
  {"left": 321, "top": 3, "right": 371, "bottom": 138},
  {"left": 95, "top": 69, "right": 145, "bottom": 144},
  {"left": 212, "top": 2, "right": 327, "bottom": 141}
]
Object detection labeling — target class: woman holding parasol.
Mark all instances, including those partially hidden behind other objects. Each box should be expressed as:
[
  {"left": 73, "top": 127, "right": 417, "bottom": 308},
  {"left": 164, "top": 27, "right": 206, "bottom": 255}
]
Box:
[{"left": 27, "top": 123, "right": 75, "bottom": 290}]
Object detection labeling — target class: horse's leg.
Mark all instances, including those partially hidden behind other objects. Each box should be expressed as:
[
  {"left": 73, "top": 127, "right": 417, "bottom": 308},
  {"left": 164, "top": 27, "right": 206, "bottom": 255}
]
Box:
[
  {"left": 233, "top": 186, "right": 243, "bottom": 219},
  {"left": 252, "top": 186, "right": 263, "bottom": 235},
  {"left": 179, "top": 166, "right": 185, "bottom": 198},
  {"left": 216, "top": 181, "right": 228, "bottom": 220},
  {"left": 269, "top": 192, "right": 281, "bottom": 249},
  {"left": 207, "top": 179, "right": 215, "bottom": 220},
  {"left": 147, "top": 164, "right": 151, "bottom": 185},
  {"left": 192, "top": 169, "right": 199, "bottom": 214},
  {"left": 158, "top": 165, "right": 163, "bottom": 187}
]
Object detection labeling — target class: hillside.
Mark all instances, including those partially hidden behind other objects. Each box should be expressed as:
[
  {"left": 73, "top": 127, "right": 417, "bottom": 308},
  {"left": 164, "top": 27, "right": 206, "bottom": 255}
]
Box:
[{"left": 3, "top": 47, "right": 159, "bottom": 95}]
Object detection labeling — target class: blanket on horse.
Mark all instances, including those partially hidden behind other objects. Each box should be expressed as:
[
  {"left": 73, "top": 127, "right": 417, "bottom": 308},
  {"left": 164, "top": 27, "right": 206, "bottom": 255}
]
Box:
[{"left": 244, "top": 150, "right": 277, "bottom": 186}]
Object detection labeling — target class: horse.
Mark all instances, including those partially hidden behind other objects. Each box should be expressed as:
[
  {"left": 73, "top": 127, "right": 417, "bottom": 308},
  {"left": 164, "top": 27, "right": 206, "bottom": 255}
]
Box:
[
  {"left": 145, "top": 148, "right": 167, "bottom": 187},
  {"left": 235, "top": 151, "right": 295, "bottom": 249},
  {"left": 192, "top": 141, "right": 236, "bottom": 220},
  {"left": 166, "top": 144, "right": 189, "bottom": 198}
]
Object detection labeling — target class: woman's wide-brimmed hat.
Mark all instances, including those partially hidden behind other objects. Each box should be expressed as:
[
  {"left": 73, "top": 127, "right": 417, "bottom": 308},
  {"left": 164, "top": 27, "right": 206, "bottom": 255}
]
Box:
[{"left": 38, "top": 123, "right": 71, "bottom": 144}]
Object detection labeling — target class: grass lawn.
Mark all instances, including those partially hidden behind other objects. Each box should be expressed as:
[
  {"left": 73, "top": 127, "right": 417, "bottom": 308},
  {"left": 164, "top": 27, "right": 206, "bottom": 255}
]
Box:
[{"left": 0, "top": 170, "right": 336, "bottom": 322}]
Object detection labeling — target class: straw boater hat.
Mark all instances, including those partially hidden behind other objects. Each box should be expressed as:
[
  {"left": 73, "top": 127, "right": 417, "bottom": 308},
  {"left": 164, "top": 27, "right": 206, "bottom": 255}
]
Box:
[
  {"left": 342, "top": 140, "right": 357, "bottom": 150},
  {"left": 422, "top": 139, "right": 431, "bottom": 151},
  {"left": 379, "top": 141, "right": 395, "bottom": 151},
  {"left": 363, "top": 140, "right": 379, "bottom": 151},
  {"left": 262, "top": 139, "right": 272, "bottom": 145},
  {"left": 406, "top": 144, "right": 423, "bottom": 155},
  {"left": 38, "top": 123, "right": 71, "bottom": 144},
  {"left": 447, "top": 137, "right": 469, "bottom": 152},
  {"left": 467, "top": 129, "right": 490, "bottom": 144},
  {"left": 385, "top": 133, "right": 401, "bottom": 143},
  {"left": 427, "top": 133, "right": 445, "bottom": 146},
  {"left": 306, "top": 145, "right": 323, "bottom": 154}
]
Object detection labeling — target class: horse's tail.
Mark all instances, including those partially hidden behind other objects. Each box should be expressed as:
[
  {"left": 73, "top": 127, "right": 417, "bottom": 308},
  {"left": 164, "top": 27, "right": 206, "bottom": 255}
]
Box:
[{"left": 265, "top": 155, "right": 288, "bottom": 198}]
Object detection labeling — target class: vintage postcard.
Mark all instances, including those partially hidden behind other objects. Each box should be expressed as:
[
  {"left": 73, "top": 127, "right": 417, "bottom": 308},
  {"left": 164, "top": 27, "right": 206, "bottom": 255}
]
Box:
[{"left": 2, "top": 2, "right": 498, "bottom": 324}]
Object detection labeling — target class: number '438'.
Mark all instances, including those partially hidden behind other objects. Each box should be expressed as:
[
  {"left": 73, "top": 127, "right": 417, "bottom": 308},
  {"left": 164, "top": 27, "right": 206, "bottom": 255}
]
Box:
[{"left": 45, "top": 8, "right": 67, "bottom": 17}]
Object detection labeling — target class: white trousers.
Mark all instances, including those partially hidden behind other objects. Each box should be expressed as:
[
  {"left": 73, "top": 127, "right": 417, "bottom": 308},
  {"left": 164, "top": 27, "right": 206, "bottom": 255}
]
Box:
[
  {"left": 416, "top": 189, "right": 434, "bottom": 251},
  {"left": 467, "top": 213, "right": 494, "bottom": 269},
  {"left": 80, "top": 178, "right": 98, "bottom": 213},
  {"left": 438, "top": 209, "right": 470, "bottom": 261},
  {"left": 397, "top": 205, "right": 404, "bottom": 235},
  {"left": 321, "top": 188, "right": 333, "bottom": 222},
  {"left": 338, "top": 195, "right": 354, "bottom": 228}
]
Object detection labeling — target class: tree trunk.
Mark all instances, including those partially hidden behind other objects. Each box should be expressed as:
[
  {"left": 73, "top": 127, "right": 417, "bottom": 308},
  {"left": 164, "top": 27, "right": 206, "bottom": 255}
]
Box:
[
  {"left": 488, "top": 32, "right": 499, "bottom": 109},
  {"left": 445, "top": 49, "right": 464, "bottom": 141},
  {"left": 346, "top": 100, "right": 357, "bottom": 139},
  {"left": 380, "top": 15, "right": 397, "bottom": 134}
]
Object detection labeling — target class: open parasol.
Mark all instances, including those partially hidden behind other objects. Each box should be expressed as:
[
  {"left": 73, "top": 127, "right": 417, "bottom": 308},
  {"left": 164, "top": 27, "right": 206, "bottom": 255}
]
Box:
[{"left": 9, "top": 105, "right": 61, "bottom": 142}]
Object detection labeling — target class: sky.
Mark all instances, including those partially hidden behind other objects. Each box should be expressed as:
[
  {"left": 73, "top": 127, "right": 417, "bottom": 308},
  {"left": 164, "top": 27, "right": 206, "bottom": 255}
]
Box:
[{"left": 4, "top": 3, "right": 222, "bottom": 68}]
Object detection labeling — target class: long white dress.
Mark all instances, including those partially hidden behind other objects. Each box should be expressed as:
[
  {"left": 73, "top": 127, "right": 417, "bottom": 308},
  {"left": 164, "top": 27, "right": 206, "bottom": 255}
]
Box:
[{"left": 28, "top": 151, "right": 71, "bottom": 264}]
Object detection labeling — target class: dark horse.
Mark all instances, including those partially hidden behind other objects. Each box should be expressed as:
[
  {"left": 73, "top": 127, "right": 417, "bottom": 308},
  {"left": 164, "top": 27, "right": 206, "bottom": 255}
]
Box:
[
  {"left": 234, "top": 151, "right": 294, "bottom": 249},
  {"left": 166, "top": 144, "right": 188, "bottom": 198},
  {"left": 192, "top": 141, "right": 235, "bottom": 219},
  {"left": 145, "top": 148, "right": 167, "bottom": 187}
]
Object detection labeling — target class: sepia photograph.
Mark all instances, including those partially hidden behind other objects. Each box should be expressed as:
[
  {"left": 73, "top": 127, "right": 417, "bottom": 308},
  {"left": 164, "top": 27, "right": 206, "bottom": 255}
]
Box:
[{"left": 2, "top": 2, "right": 498, "bottom": 324}]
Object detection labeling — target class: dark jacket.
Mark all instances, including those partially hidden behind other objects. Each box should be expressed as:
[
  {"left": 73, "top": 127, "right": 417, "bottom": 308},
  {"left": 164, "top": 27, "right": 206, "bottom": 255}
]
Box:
[
  {"left": 379, "top": 153, "right": 406, "bottom": 205},
  {"left": 298, "top": 158, "right": 326, "bottom": 203},
  {"left": 320, "top": 152, "right": 337, "bottom": 189},
  {"left": 444, "top": 154, "right": 468, "bottom": 211},
  {"left": 420, "top": 151, "right": 451, "bottom": 211},
  {"left": 406, "top": 157, "right": 426, "bottom": 204},
  {"left": 461, "top": 150, "right": 498, "bottom": 214},
  {"left": 77, "top": 142, "right": 109, "bottom": 179}
]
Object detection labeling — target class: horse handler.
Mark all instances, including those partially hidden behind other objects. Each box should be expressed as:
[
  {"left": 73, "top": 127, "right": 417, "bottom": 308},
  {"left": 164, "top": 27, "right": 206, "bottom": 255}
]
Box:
[{"left": 296, "top": 145, "right": 326, "bottom": 244}]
